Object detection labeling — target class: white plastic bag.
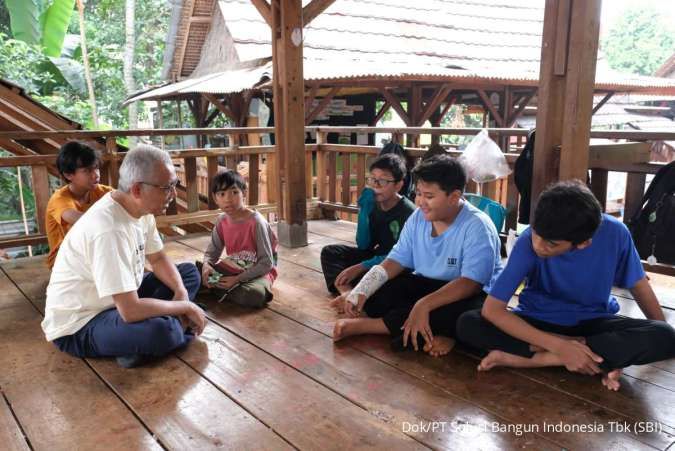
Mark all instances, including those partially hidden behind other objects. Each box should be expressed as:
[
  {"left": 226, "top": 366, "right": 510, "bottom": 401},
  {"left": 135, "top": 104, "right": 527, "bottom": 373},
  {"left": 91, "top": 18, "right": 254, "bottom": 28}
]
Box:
[{"left": 459, "top": 129, "right": 512, "bottom": 183}]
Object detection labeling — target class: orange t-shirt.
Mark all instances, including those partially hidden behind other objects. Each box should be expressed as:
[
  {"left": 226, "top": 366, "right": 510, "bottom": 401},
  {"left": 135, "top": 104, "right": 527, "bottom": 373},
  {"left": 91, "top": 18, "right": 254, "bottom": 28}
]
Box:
[{"left": 45, "top": 184, "right": 113, "bottom": 268}]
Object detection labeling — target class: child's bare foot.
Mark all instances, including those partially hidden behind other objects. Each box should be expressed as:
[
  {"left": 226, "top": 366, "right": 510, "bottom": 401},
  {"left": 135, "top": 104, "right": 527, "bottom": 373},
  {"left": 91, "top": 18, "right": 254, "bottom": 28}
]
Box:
[
  {"left": 335, "top": 283, "right": 353, "bottom": 295},
  {"left": 423, "top": 336, "right": 455, "bottom": 357},
  {"left": 333, "top": 318, "right": 357, "bottom": 342},
  {"left": 478, "top": 350, "right": 529, "bottom": 371},
  {"left": 329, "top": 296, "right": 347, "bottom": 313},
  {"left": 529, "top": 335, "right": 586, "bottom": 353},
  {"left": 601, "top": 369, "right": 622, "bottom": 391}
]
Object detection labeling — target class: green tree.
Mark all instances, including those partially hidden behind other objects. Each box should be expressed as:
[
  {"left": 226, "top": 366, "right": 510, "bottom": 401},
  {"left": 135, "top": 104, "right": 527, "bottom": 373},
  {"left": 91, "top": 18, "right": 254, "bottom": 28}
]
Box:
[
  {"left": 0, "top": 0, "right": 169, "bottom": 130},
  {"left": 601, "top": 6, "right": 675, "bottom": 76}
]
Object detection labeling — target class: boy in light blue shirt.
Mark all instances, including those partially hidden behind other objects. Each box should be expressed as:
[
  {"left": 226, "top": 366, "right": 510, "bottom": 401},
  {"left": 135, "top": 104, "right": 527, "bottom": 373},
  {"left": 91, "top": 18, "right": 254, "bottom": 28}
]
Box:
[{"left": 333, "top": 155, "right": 503, "bottom": 357}]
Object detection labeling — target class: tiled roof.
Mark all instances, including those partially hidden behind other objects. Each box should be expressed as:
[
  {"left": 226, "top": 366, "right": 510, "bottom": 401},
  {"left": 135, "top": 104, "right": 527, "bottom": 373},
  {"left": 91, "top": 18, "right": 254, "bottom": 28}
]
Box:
[{"left": 153, "top": 0, "right": 675, "bottom": 99}]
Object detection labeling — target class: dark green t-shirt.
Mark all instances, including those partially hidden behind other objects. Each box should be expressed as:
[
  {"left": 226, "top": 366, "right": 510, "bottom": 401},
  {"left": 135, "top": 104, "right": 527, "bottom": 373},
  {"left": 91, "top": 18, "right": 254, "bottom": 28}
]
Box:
[{"left": 368, "top": 196, "right": 416, "bottom": 257}]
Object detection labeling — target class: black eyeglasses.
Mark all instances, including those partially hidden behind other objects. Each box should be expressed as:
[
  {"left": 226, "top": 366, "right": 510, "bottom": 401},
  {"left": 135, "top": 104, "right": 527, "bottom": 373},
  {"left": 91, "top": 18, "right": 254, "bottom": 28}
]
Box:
[
  {"left": 366, "top": 177, "right": 398, "bottom": 188},
  {"left": 141, "top": 180, "right": 180, "bottom": 194}
]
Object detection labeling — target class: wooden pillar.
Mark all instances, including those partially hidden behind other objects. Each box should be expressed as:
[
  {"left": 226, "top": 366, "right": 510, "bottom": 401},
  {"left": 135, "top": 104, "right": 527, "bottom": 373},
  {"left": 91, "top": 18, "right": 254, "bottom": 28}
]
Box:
[
  {"left": 31, "top": 165, "right": 50, "bottom": 234},
  {"left": 272, "top": 0, "right": 307, "bottom": 247},
  {"left": 157, "top": 100, "right": 165, "bottom": 149},
  {"left": 105, "top": 137, "right": 119, "bottom": 187},
  {"left": 531, "top": 0, "right": 602, "bottom": 222}
]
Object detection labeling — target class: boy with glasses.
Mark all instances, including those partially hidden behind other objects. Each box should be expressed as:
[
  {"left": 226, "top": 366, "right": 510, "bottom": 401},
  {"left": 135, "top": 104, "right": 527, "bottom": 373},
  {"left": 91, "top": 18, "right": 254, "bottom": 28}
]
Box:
[
  {"left": 321, "top": 154, "right": 415, "bottom": 300},
  {"left": 332, "top": 155, "right": 503, "bottom": 358}
]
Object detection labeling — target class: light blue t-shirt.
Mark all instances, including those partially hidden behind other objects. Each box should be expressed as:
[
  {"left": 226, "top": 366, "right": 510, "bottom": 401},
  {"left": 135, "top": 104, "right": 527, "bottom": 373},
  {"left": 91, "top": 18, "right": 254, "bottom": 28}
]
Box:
[
  {"left": 489, "top": 214, "right": 646, "bottom": 326},
  {"left": 387, "top": 203, "right": 503, "bottom": 291}
]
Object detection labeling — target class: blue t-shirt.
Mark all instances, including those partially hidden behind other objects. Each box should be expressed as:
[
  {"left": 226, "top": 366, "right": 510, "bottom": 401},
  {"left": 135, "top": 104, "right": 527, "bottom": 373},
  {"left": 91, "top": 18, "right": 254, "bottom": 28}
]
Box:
[
  {"left": 489, "top": 214, "right": 646, "bottom": 326},
  {"left": 387, "top": 203, "right": 503, "bottom": 290}
]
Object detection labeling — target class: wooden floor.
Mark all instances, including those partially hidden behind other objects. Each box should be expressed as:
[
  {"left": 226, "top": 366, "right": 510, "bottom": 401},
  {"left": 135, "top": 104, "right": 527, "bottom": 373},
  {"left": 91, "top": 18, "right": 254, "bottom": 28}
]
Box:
[{"left": 1, "top": 219, "right": 675, "bottom": 450}]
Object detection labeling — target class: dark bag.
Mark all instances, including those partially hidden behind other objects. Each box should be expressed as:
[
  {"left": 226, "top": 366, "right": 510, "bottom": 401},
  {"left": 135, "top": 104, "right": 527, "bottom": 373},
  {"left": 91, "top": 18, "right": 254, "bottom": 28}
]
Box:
[
  {"left": 628, "top": 160, "right": 675, "bottom": 265},
  {"left": 514, "top": 129, "right": 535, "bottom": 224},
  {"left": 380, "top": 141, "right": 414, "bottom": 201}
]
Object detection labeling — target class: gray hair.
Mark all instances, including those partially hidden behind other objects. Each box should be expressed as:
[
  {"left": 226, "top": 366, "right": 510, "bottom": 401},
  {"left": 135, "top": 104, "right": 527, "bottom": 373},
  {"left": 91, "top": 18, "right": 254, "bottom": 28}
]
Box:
[{"left": 117, "top": 145, "right": 173, "bottom": 192}]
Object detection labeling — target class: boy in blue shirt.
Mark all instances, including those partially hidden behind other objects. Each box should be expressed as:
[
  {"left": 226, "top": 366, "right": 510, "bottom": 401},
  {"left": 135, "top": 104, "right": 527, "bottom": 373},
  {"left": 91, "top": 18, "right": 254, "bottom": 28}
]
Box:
[
  {"left": 332, "top": 155, "right": 503, "bottom": 357},
  {"left": 321, "top": 154, "right": 415, "bottom": 297},
  {"left": 457, "top": 181, "right": 675, "bottom": 391}
]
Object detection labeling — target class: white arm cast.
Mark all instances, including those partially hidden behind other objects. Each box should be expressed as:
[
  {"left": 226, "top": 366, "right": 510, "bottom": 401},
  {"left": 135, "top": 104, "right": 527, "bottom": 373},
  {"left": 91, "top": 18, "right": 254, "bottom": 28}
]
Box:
[{"left": 345, "top": 264, "right": 388, "bottom": 306}]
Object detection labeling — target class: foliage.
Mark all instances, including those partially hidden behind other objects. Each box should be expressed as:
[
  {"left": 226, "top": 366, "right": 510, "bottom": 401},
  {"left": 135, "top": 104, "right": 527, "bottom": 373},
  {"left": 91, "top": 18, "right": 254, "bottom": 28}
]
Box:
[
  {"left": 601, "top": 6, "right": 675, "bottom": 76},
  {"left": 5, "top": 0, "right": 41, "bottom": 45},
  {"left": 0, "top": 0, "right": 169, "bottom": 129},
  {"left": 41, "top": 0, "right": 76, "bottom": 57},
  {"left": 0, "top": 152, "right": 36, "bottom": 221}
]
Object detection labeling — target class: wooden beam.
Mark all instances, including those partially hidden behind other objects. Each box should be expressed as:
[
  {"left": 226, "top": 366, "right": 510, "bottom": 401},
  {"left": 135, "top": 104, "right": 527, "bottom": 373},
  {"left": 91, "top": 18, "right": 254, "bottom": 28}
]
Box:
[
  {"left": 104, "top": 137, "right": 119, "bottom": 187},
  {"left": 553, "top": 0, "right": 571, "bottom": 75},
  {"left": 202, "top": 94, "right": 237, "bottom": 122},
  {"left": 175, "top": 0, "right": 197, "bottom": 78},
  {"left": 204, "top": 108, "right": 221, "bottom": 126},
  {"left": 31, "top": 165, "right": 50, "bottom": 234},
  {"left": 184, "top": 157, "right": 199, "bottom": 212},
  {"left": 476, "top": 90, "right": 504, "bottom": 126},
  {"left": 379, "top": 89, "right": 411, "bottom": 126},
  {"left": 0, "top": 234, "right": 48, "bottom": 248},
  {"left": 531, "top": 0, "right": 602, "bottom": 221},
  {"left": 558, "top": 0, "right": 602, "bottom": 181},
  {"left": 273, "top": 0, "right": 308, "bottom": 247},
  {"left": 590, "top": 168, "right": 608, "bottom": 211},
  {"left": 188, "top": 16, "right": 212, "bottom": 24},
  {"left": 372, "top": 100, "right": 391, "bottom": 126},
  {"left": 623, "top": 172, "right": 646, "bottom": 223},
  {"left": 591, "top": 91, "right": 614, "bottom": 115},
  {"left": 438, "top": 96, "right": 456, "bottom": 121},
  {"left": 0, "top": 138, "right": 38, "bottom": 156},
  {"left": 305, "top": 87, "right": 339, "bottom": 125},
  {"left": 302, "top": 0, "right": 335, "bottom": 27},
  {"left": 304, "top": 85, "right": 318, "bottom": 112},
  {"left": 418, "top": 86, "right": 451, "bottom": 126},
  {"left": 506, "top": 90, "right": 537, "bottom": 127},
  {"left": 250, "top": 0, "right": 272, "bottom": 27}
]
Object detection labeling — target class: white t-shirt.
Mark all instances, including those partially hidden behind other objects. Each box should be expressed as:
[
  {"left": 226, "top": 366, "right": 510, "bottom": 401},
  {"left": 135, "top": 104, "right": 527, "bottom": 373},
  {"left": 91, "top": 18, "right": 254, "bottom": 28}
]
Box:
[{"left": 41, "top": 193, "right": 163, "bottom": 341}]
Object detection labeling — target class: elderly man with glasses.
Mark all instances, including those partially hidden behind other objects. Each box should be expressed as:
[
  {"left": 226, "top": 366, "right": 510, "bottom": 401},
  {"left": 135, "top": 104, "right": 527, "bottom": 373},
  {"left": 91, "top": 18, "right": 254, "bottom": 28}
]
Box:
[{"left": 42, "top": 145, "right": 205, "bottom": 368}]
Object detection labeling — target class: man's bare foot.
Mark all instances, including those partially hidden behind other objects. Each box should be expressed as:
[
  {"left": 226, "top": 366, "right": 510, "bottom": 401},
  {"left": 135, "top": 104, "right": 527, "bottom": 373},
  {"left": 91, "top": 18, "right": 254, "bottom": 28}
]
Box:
[
  {"left": 529, "top": 335, "right": 586, "bottom": 353},
  {"left": 329, "top": 296, "right": 346, "bottom": 313},
  {"left": 423, "top": 336, "right": 455, "bottom": 357},
  {"left": 601, "top": 369, "right": 622, "bottom": 391}
]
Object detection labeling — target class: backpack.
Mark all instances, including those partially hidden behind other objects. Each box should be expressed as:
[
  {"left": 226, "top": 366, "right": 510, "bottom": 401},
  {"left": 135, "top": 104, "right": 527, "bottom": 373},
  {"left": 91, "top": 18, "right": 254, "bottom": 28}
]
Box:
[
  {"left": 628, "top": 160, "right": 675, "bottom": 265},
  {"left": 379, "top": 141, "right": 414, "bottom": 201},
  {"left": 514, "top": 129, "right": 535, "bottom": 224}
]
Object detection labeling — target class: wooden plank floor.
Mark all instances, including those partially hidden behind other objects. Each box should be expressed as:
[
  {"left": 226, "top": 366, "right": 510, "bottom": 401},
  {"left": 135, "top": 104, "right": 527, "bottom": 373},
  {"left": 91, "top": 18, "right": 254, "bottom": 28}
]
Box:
[{"left": 1, "top": 219, "right": 674, "bottom": 450}]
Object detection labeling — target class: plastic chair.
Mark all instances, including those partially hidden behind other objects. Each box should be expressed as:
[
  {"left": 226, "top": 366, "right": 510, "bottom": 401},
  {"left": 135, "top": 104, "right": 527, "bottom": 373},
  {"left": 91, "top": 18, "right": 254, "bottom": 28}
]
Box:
[{"left": 464, "top": 193, "right": 507, "bottom": 232}]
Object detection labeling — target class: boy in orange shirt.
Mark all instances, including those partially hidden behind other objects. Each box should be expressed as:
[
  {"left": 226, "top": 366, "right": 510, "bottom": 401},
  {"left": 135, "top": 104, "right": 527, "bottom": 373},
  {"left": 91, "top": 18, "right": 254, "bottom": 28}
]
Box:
[{"left": 46, "top": 142, "right": 113, "bottom": 268}]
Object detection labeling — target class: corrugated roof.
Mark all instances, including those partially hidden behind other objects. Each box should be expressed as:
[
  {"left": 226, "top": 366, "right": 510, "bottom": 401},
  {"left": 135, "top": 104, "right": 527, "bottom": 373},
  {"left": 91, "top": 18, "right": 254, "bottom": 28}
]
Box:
[{"left": 126, "top": 62, "right": 271, "bottom": 103}]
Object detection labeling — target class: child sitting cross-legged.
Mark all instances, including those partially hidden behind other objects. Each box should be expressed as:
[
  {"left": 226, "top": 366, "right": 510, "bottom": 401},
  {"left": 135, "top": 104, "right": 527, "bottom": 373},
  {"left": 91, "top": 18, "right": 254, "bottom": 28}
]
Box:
[
  {"left": 321, "top": 153, "right": 416, "bottom": 301},
  {"left": 457, "top": 180, "right": 675, "bottom": 391},
  {"left": 199, "top": 170, "right": 278, "bottom": 308},
  {"left": 332, "top": 155, "right": 503, "bottom": 357}
]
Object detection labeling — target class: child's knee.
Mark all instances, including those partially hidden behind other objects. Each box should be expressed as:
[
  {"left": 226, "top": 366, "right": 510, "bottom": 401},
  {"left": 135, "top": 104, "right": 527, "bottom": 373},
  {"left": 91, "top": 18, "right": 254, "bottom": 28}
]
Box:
[
  {"left": 320, "top": 245, "right": 341, "bottom": 263},
  {"left": 144, "top": 317, "right": 189, "bottom": 355},
  {"left": 230, "top": 285, "right": 272, "bottom": 308},
  {"left": 456, "top": 309, "right": 483, "bottom": 344}
]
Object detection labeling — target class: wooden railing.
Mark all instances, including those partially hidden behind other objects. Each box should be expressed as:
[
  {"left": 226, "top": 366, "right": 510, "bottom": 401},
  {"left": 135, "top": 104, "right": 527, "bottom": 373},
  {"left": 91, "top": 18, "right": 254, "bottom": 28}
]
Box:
[{"left": 0, "top": 126, "right": 671, "bottom": 274}]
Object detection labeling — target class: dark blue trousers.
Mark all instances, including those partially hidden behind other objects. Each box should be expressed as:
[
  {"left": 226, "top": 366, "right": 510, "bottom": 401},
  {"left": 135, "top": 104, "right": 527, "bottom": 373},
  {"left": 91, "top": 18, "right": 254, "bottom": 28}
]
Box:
[{"left": 54, "top": 263, "right": 201, "bottom": 358}]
